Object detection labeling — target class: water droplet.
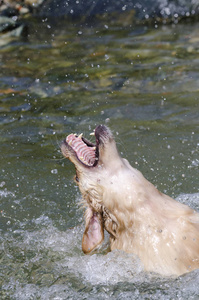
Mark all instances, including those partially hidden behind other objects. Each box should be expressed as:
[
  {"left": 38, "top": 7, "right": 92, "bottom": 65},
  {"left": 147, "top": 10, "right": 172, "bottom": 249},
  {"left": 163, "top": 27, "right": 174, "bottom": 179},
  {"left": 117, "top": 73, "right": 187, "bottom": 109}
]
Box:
[{"left": 51, "top": 169, "right": 58, "bottom": 174}]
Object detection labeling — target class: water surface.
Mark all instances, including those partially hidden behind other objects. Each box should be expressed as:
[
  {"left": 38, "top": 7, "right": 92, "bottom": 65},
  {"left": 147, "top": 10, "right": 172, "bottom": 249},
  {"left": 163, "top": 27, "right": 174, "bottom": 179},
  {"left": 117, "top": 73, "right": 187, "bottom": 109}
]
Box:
[{"left": 0, "top": 18, "right": 199, "bottom": 299}]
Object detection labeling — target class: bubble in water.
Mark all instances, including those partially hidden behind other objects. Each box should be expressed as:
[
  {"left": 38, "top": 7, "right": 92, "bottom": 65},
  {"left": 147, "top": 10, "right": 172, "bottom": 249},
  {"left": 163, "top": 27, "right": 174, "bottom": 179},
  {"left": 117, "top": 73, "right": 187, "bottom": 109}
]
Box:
[{"left": 51, "top": 169, "right": 58, "bottom": 174}]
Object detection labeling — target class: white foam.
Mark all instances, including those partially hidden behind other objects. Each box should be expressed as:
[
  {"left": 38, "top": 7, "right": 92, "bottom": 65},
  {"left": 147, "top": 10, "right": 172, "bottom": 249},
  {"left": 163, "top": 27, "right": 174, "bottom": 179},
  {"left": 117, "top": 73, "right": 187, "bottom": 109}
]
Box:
[
  {"left": 61, "top": 250, "right": 144, "bottom": 285},
  {"left": 2, "top": 193, "right": 199, "bottom": 299},
  {"left": 176, "top": 192, "right": 199, "bottom": 210},
  {"left": 0, "top": 188, "right": 15, "bottom": 198}
]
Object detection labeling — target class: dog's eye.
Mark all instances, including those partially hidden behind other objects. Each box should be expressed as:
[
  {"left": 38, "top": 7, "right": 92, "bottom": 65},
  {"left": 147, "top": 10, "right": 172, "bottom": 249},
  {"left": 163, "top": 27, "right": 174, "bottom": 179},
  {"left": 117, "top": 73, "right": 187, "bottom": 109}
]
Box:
[{"left": 75, "top": 174, "right": 79, "bottom": 183}]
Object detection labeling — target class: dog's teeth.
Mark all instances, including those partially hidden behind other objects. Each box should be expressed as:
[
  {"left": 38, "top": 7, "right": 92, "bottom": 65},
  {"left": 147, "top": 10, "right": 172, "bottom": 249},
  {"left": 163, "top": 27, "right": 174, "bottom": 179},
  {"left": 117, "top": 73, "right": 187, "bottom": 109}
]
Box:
[
  {"left": 79, "top": 156, "right": 89, "bottom": 165},
  {"left": 92, "top": 147, "right": 96, "bottom": 150},
  {"left": 78, "top": 133, "right": 83, "bottom": 139},
  {"left": 79, "top": 156, "right": 86, "bottom": 162},
  {"left": 68, "top": 140, "right": 72, "bottom": 146},
  {"left": 90, "top": 132, "right": 95, "bottom": 136}
]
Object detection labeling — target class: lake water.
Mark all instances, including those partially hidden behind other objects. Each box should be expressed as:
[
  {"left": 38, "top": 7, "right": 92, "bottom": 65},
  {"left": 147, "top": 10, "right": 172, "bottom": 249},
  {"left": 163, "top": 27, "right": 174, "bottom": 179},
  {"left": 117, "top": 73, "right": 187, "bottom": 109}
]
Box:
[{"left": 0, "top": 17, "right": 199, "bottom": 299}]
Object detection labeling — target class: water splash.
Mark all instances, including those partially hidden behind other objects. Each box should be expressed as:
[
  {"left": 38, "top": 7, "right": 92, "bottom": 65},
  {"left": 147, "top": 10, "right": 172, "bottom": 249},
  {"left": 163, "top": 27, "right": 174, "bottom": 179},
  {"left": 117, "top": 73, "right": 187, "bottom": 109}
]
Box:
[{"left": 1, "top": 194, "right": 199, "bottom": 299}]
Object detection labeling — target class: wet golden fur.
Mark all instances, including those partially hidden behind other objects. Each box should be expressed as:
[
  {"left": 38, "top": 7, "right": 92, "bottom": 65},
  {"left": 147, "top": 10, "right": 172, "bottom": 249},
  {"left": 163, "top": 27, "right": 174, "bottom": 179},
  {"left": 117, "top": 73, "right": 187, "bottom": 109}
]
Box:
[{"left": 61, "top": 125, "right": 199, "bottom": 276}]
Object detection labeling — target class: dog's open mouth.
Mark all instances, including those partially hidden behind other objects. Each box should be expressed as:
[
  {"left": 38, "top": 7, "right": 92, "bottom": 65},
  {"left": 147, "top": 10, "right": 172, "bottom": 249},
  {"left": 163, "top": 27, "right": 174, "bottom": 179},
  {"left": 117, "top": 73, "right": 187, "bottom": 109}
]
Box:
[{"left": 65, "top": 133, "right": 99, "bottom": 167}]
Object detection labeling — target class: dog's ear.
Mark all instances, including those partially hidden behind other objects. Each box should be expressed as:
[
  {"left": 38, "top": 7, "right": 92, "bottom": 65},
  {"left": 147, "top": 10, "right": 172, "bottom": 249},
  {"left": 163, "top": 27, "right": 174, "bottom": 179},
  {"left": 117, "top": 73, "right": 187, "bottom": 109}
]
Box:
[{"left": 82, "top": 210, "right": 104, "bottom": 254}]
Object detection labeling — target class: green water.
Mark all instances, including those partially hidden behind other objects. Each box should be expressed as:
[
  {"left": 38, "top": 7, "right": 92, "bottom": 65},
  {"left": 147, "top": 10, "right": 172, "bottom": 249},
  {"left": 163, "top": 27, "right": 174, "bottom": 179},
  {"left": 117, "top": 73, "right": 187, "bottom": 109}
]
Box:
[{"left": 0, "top": 18, "right": 199, "bottom": 299}]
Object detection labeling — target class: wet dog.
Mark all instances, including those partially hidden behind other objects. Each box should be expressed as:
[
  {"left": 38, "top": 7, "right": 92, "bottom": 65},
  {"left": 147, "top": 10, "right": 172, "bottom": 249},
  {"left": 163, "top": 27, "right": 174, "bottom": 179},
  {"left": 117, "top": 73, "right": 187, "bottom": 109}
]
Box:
[{"left": 61, "top": 125, "right": 199, "bottom": 276}]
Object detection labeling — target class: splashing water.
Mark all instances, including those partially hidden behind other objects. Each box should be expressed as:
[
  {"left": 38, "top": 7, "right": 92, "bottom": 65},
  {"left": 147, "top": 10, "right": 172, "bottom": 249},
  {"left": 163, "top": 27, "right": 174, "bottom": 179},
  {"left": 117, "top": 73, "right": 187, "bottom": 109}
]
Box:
[{"left": 1, "top": 190, "right": 199, "bottom": 299}]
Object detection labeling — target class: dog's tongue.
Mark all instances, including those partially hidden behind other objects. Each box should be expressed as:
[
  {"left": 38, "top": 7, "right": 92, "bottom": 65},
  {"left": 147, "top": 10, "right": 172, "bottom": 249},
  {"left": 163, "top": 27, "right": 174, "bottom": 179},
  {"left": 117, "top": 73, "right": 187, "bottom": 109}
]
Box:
[{"left": 82, "top": 209, "right": 104, "bottom": 254}]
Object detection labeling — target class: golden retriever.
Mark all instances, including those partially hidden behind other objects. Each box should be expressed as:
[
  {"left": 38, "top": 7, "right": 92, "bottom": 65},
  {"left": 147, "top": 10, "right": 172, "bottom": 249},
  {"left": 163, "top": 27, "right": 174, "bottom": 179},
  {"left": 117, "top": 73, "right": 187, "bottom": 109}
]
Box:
[{"left": 61, "top": 124, "right": 199, "bottom": 276}]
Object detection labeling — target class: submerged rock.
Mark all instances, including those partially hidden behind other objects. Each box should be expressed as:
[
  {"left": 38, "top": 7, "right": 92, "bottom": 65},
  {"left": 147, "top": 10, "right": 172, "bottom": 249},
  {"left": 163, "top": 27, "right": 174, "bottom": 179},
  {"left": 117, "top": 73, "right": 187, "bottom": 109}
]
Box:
[
  {"left": 0, "top": 16, "right": 27, "bottom": 48},
  {"left": 0, "top": 16, "right": 17, "bottom": 32},
  {"left": 0, "top": 16, "right": 27, "bottom": 36}
]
